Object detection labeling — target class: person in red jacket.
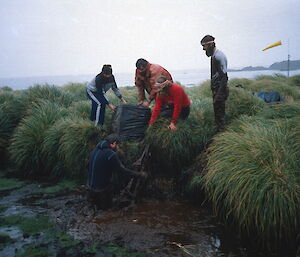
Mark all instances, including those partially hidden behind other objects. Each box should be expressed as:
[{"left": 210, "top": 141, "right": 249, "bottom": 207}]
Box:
[
  {"left": 149, "top": 76, "right": 190, "bottom": 131},
  {"left": 135, "top": 58, "right": 173, "bottom": 107}
]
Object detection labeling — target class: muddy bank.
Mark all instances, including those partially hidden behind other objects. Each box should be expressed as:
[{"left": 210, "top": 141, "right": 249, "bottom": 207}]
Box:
[{"left": 0, "top": 180, "right": 290, "bottom": 257}]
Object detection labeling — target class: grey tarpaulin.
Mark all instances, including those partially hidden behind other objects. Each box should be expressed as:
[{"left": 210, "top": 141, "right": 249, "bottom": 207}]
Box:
[{"left": 112, "top": 104, "right": 151, "bottom": 141}]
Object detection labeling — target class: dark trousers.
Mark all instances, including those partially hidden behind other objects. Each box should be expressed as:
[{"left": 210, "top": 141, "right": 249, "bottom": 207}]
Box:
[
  {"left": 87, "top": 184, "right": 113, "bottom": 210},
  {"left": 212, "top": 87, "right": 229, "bottom": 132},
  {"left": 160, "top": 104, "right": 190, "bottom": 120},
  {"left": 86, "top": 88, "right": 108, "bottom": 126},
  {"left": 213, "top": 100, "right": 225, "bottom": 132}
]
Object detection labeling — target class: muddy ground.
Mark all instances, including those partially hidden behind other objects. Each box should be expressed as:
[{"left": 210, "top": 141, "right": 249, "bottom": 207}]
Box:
[{"left": 0, "top": 179, "right": 290, "bottom": 257}]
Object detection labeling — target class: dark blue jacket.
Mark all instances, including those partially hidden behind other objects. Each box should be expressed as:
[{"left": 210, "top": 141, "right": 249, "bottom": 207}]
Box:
[{"left": 87, "top": 140, "right": 134, "bottom": 190}]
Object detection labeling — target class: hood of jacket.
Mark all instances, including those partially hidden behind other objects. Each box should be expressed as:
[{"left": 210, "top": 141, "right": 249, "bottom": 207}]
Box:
[{"left": 96, "top": 140, "right": 110, "bottom": 150}]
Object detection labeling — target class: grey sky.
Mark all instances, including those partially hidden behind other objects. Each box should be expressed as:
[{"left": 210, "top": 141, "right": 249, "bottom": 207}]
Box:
[{"left": 0, "top": 0, "right": 299, "bottom": 77}]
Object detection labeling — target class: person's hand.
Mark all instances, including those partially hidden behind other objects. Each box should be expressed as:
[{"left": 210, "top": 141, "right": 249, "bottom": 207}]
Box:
[
  {"left": 168, "top": 122, "right": 177, "bottom": 131},
  {"left": 142, "top": 101, "right": 150, "bottom": 107},
  {"left": 108, "top": 104, "right": 116, "bottom": 112},
  {"left": 137, "top": 171, "right": 148, "bottom": 179},
  {"left": 121, "top": 98, "right": 127, "bottom": 104}
]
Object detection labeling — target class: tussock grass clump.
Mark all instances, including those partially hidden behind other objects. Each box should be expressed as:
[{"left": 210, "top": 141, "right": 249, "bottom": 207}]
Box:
[
  {"left": 0, "top": 86, "right": 13, "bottom": 92},
  {"left": 203, "top": 117, "right": 300, "bottom": 246},
  {"left": 0, "top": 108, "right": 13, "bottom": 163},
  {"left": 57, "top": 118, "right": 105, "bottom": 180},
  {"left": 118, "top": 141, "right": 142, "bottom": 169},
  {"left": 186, "top": 81, "right": 211, "bottom": 101},
  {"left": 288, "top": 74, "right": 300, "bottom": 87},
  {"left": 257, "top": 102, "right": 300, "bottom": 119},
  {"left": 8, "top": 101, "right": 69, "bottom": 178},
  {"left": 119, "top": 86, "right": 138, "bottom": 104},
  {"left": 42, "top": 117, "right": 76, "bottom": 179},
  {"left": 68, "top": 100, "right": 90, "bottom": 119},
  {"left": 0, "top": 91, "right": 25, "bottom": 126},
  {"left": 60, "top": 82, "right": 87, "bottom": 101},
  {"left": 228, "top": 78, "right": 253, "bottom": 88},
  {"left": 226, "top": 87, "right": 265, "bottom": 119},
  {"left": 20, "top": 85, "right": 75, "bottom": 116},
  {"left": 43, "top": 116, "right": 104, "bottom": 179},
  {"left": 255, "top": 73, "right": 287, "bottom": 82},
  {"left": 144, "top": 99, "right": 215, "bottom": 177},
  {"left": 246, "top": 79, "right": 300, "bottom": 101},
  {"left": 144, "top": 120, "right": 201, "bottom": 177}
]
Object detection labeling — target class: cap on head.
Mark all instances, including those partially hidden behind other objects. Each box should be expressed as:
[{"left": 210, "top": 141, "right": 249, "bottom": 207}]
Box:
[
  {"left": 102, "top": 64, "right": 112, "bottom": 75},
  {"left": 200, "top": 35, "right": 215, "bottom": 45},
  {"left": 105, "top": 133, "right": 120, "bottom": 144},
  {"left": 136, "top": 58, "right": 148, "bottom": 69},
  {"left": 154, "top": 76, "right": 171, "bottom": 89}
]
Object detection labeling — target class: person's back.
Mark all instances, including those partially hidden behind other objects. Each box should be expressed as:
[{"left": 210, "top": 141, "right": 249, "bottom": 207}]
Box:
[
  {"left": 87, "top": 134, "right": 145, "bottom": 210},
  {"left": 88, "top": 140, "right": 116, "bottom": 191}
]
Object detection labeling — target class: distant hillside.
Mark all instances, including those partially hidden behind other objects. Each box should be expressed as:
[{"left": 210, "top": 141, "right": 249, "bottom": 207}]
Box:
[{"left": 229, "top": 60, "right": 300, "bottom": 72}]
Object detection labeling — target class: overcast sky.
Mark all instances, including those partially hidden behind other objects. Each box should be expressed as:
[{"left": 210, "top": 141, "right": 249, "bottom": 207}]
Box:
[{"left": 0, "top": 0, "right": 299, "bottom": 78}]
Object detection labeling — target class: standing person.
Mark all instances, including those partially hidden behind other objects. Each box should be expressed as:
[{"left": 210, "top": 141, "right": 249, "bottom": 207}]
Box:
[
  {"left": 200, "top": 35, "right": 229, "bottom": 132},
  {"left": 87, "top": 134, "right": 145, "bottom": 210},
  {"left": 135, "top": 58, "right": 173, "bottom": 107},
  {"left": 149, "top": 76, "right": 190, "bottom": 131},
  {"left": 86, "top": 64, "right": 126, "bottom": 126}
]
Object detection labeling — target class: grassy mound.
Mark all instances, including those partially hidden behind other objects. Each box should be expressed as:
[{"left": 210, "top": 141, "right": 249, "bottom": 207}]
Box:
[
  {"left": 8, "top": 101, "right": 69, "bottom": 178},
  {"left": 203, "top": 116, "right": 300, "bottom": 246},
  {"left": 143, "top": 98, "right": 215, "bottom": 177},
  {"left": 226, "top": 86, "right": 265, "bottom": 119},
  {"left": 257, "top": 101, "right": 300, "bottom": 119},
  {"left": 43, "top": 116, "right": 105, "bottom": 180},
  {"left": 56, "top": 117, "right": 105, "bottom": 180}
]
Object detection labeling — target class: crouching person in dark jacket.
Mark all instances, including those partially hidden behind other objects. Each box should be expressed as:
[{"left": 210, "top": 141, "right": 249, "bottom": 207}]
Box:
[{"left": 87, "top": 134, "right": 145, "bottom": 210}]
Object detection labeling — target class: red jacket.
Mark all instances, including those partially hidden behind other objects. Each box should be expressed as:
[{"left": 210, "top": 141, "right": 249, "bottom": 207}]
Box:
[
  {"left": 149, "top": 83, "right": 190, "bottom": 125},
  {"left": 135, "top": 63, "right": 173, "bottom": 102}
]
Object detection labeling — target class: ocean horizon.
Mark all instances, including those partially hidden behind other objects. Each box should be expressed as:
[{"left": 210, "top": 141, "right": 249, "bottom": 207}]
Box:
[{"left": 1, "top": 69, "right": 300, "bottom": 91}]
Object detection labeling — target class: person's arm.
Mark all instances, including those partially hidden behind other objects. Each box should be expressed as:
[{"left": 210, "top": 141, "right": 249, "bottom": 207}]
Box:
[
  {"left": 170, "top": 89, "right": 183, "bottom": 125},
  {"left": 135, "top": 69, "right": 146, "bottom": 104},
  {"left": 215, "top": 53, "right": 228, "bottom": 98},
  {"left": 109, "top": 152, "right": 142, "bottom": 177},
  {"left": 149, "top": 97, "right": 163, "bottom": 125},
  {"left": 110, "top": 76, "right": 126, "bottom": 103}
]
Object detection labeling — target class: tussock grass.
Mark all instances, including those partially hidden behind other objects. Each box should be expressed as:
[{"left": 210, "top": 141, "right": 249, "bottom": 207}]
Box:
[
  {"left": 57, "top": 117, "right": 105, "bottom": 179},
  {"left": 0, "top": 107, "right": 14, "bottom": 165},
  {"left": 68, "top": 100, "right": 90, "bottom": 119},
  {"left": 246, "top": 79, "right": 300, "bottom": 101},
  {"left": 203, "top": 116, "right": 300, "bottom": 245},
  {"left": 226, "top": 87, "right": 265, "bottom": 119},
  {"left": 288, "top": 74, "right": 300, "bottom": 87},
  {"left": 144, "top": 119, "right": 200, "bottom": 176},
  {"left": 60, "top": 82, "right": 87, "bottom": 101},
  {"left": 228, "top": 78, "right": 253, "bottom": 88},
  {"left": 119, "top": 86, "right": 138, "bottom": 104},
  {"left": 0, "top": 91, "right": 25, "bottom": 126},
  {"left": 257, "top": 102, "right": 300, "bottom": 119},
  {"left": 186, "top": 81, "right": 211, "bottom": 101},
  {"left": 42, "top": 117, "right": 75, "bottom": 179},
  {"left": 255, "top": 73, "right": 287, "bottom": 82},
  {"left": 8, "top": 101, "right": 69, "bottom": 178},
  {"left": 144, "top": 99, "right": 215, "bottom": 177},
  {"left": 0, "top": 108, "right": 13, "bottom": 154},
  {"left": 20, "top": 85, "right": 75, "bottom": 116}
]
